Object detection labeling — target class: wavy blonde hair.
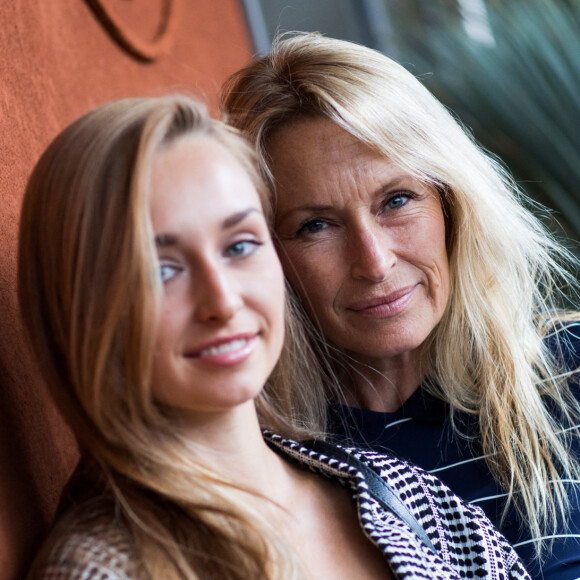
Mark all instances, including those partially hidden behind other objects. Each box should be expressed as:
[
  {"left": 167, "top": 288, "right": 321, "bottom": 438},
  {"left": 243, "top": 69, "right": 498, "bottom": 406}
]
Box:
[
  {"left": 220, "top": 32, "right": 580, "bottom": 554},
  {"left": 18, "top": 94, "right": 328, "bottom": 578}
]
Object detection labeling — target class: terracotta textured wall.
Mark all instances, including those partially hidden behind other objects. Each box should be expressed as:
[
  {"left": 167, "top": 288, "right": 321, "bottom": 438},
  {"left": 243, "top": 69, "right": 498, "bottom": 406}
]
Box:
[{"left": 0, "top": 1, "right": 252, "bottom": 577}]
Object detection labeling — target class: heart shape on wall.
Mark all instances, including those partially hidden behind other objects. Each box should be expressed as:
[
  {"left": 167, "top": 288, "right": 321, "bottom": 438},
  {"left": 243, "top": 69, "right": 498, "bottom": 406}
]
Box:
[{"left": 84, "top": 0, "right": 179, "bottom": 61}]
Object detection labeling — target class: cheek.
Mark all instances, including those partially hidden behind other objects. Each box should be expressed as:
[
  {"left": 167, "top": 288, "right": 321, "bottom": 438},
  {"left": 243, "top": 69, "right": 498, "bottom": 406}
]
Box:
[
  {"left": 411, "top": 208, "right": 448, "bottom": 271},
  {"left": 422, "top": 216, "right": 450, "bottom": 307},
  {"left": 154, "top": 296, "right": 187, "bottom": 345},
  {"left": 431, "top": 217, "right": 449, "bottom": 280},
  {"left": 278, "top": 243, "right": 338, "bottom": 308},
  {"left": 151, "top": 317, "right": 176, "bottom": 387},
  {"left": 255, "top": 255, "right": 287, "bottom": 337},
  {"left": 260, "top": 274, "right": 287, "bottom": 369},
  {"left": 154, "top": 310, "right": 175, "bottom": 353}
]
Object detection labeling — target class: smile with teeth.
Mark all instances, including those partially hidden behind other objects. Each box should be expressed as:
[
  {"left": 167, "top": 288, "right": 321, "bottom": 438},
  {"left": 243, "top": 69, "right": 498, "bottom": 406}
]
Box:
[
  {"left": 187, "top": 334, "right": 258, "bottom": 366},
  {"left": 199, "top": 338, "right": 248, "bottom": 358}
]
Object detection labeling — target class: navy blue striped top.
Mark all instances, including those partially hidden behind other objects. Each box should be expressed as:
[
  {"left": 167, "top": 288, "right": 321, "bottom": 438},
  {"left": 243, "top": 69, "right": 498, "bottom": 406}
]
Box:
[{"left": 329, "top": 325, "right": 580, "bottom": 579}]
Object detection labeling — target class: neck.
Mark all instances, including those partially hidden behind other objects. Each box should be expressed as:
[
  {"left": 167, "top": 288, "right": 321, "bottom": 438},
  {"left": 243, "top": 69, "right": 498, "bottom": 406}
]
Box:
[
  {"left": 339, "top": 350, "right": 424, "bottom": 413},
  {"left": 179, "top": 401, "right": 299, "bottom": 503}
]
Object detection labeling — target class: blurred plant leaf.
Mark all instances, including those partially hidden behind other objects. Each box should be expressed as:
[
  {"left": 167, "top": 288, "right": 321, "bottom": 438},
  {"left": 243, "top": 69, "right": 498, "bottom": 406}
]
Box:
[{"left": 395, "top": 0, "right": 580, "bottom": 241}]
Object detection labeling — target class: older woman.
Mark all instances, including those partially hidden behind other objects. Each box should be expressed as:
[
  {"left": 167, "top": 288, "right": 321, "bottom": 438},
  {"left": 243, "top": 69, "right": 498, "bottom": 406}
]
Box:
[{"left": 221, "top": 33, "right": 580, "bottom": 578}]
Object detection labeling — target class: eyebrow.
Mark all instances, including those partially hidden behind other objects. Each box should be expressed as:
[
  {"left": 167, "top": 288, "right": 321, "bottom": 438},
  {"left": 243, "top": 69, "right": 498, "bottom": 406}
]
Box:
[
  {"left": 154, "top": 208, "right": 260, "bottom": 248},
  {"left": 222, "top": 207, "right": 260, "bottom": 228},
  {"left": 155, "top": 234, "right": 178, "bottom": 248}
]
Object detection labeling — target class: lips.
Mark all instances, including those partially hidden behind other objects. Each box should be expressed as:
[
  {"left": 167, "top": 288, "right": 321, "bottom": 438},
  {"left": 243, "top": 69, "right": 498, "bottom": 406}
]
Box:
[
  {"left": 346, "top": 285, "right": 418, "bottom": 317},
  {"left": 186, "top": 333, "right": 258, "bottom": 365},
  {"left": 199, "top": 337, "right": 249, "bottom": 358}
]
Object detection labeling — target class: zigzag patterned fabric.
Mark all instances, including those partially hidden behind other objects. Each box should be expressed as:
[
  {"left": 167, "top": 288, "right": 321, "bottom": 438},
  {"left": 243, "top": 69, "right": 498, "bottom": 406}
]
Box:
[{"left": 266, "top": 432, "right": 530, "bottom": 580}]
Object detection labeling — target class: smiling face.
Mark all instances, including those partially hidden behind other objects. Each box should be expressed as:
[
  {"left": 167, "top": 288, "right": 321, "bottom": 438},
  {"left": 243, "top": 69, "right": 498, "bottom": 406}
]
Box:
[
  {"left": 149, "top": 136, "right": 286, "bottom": 422},
  {"left": 269, "top": 118, "right": 449, "bottom": 371}
]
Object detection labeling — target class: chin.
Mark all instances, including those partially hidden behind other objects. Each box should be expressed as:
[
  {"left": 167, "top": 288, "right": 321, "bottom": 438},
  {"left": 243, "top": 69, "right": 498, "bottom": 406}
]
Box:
[{"left": 347, "top": 337, "right": 429, "bottom": 363}]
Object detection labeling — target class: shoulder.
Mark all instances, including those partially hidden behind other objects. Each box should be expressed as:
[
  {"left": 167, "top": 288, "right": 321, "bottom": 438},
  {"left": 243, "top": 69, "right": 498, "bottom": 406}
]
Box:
[
  {"left": 348, "top": 447, "right": 530, "bottom": 578},
  {"left": 352, "top": 445, "right": 492, "bottom": 526},
  {"left": 265, "top": 432, "right": 530, "bottom": 579},
  {"left": 26, "top": 503, "right": 135, "bottom": 580}
]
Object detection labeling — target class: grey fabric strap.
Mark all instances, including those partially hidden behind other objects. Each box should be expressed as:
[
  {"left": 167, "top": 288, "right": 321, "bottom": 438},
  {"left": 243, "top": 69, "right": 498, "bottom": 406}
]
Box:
[{"left": 307, "top": 439, "right": 437, "bottom": 554}]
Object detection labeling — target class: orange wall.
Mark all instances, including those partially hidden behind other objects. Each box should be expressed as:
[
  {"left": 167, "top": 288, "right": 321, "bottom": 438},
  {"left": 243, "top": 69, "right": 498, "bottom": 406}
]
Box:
[{"left": 0, "top": 1, "right": 252, "bottom": 577}]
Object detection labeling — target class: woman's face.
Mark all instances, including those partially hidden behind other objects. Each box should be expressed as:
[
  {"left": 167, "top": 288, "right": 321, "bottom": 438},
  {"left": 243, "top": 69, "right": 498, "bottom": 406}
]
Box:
[
  {"left": 149, "top": 135, "right": 285, "bottom": 421},
  {"left": 269, "top": 118, "right": 449, "bottom": 368}
]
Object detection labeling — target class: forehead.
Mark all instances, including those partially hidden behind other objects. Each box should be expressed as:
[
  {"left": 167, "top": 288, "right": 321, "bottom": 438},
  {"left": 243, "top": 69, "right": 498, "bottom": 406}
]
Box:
[
  {"left": 268, "top": 117, "right": 395, "bottom": 187},
  {"left": 150, "top": 136, "right": 262, "bottom": 232},
  {"left": 269, "top": 117, "right": 365, "bottom": 166},
  {"left": 268, "top": 117, "right": 417, "bottom": 206}
]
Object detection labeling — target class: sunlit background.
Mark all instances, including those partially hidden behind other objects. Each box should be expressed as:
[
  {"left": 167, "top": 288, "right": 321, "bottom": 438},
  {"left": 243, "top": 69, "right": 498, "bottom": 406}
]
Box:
[{"left": 241, "top": 0, "right": 580, "bottom": 247}]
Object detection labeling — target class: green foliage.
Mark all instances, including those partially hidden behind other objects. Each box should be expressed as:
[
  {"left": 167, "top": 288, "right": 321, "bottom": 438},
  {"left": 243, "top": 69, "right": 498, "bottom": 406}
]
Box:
[{"left": 396, "top": 0, "right": 580, "bottom": 241}]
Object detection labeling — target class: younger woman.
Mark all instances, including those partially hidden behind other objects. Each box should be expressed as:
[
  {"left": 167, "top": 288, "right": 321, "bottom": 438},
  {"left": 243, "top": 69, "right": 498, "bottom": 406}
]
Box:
[{"left": 20, "top": 95, "right": 529, "bottom": 579}]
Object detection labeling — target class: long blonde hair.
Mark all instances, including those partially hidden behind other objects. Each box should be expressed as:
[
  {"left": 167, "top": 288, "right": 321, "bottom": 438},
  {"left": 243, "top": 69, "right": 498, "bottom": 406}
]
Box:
[
  {"left": 220, "top": 32, "right": 580, "bottom": 553},
  {"left": 18, "top": 94, "right": 328, "bottom": 578}
]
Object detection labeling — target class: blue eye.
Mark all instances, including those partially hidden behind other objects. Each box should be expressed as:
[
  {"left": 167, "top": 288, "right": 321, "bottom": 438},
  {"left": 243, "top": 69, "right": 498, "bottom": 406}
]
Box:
[
  {"left": 297, "top": 219, "right": 327, "bottom": 236},
  {"left": 225, "top": 240, "right": 262, "bottom": 258},
  {"left": 160, "top": 264, "right": 179, "bottom": 283},
  {"left": 386, "top": 194, "right": 410, "bottom": 209}
]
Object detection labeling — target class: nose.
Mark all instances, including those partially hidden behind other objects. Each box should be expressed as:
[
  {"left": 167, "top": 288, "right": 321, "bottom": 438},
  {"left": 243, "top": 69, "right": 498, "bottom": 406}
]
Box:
[
  {"left": 349, "top": 224, "right": 395, "bottom": 282},
  {"left": 194, "top": 264, "right": 243, "bottom": 323}
]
